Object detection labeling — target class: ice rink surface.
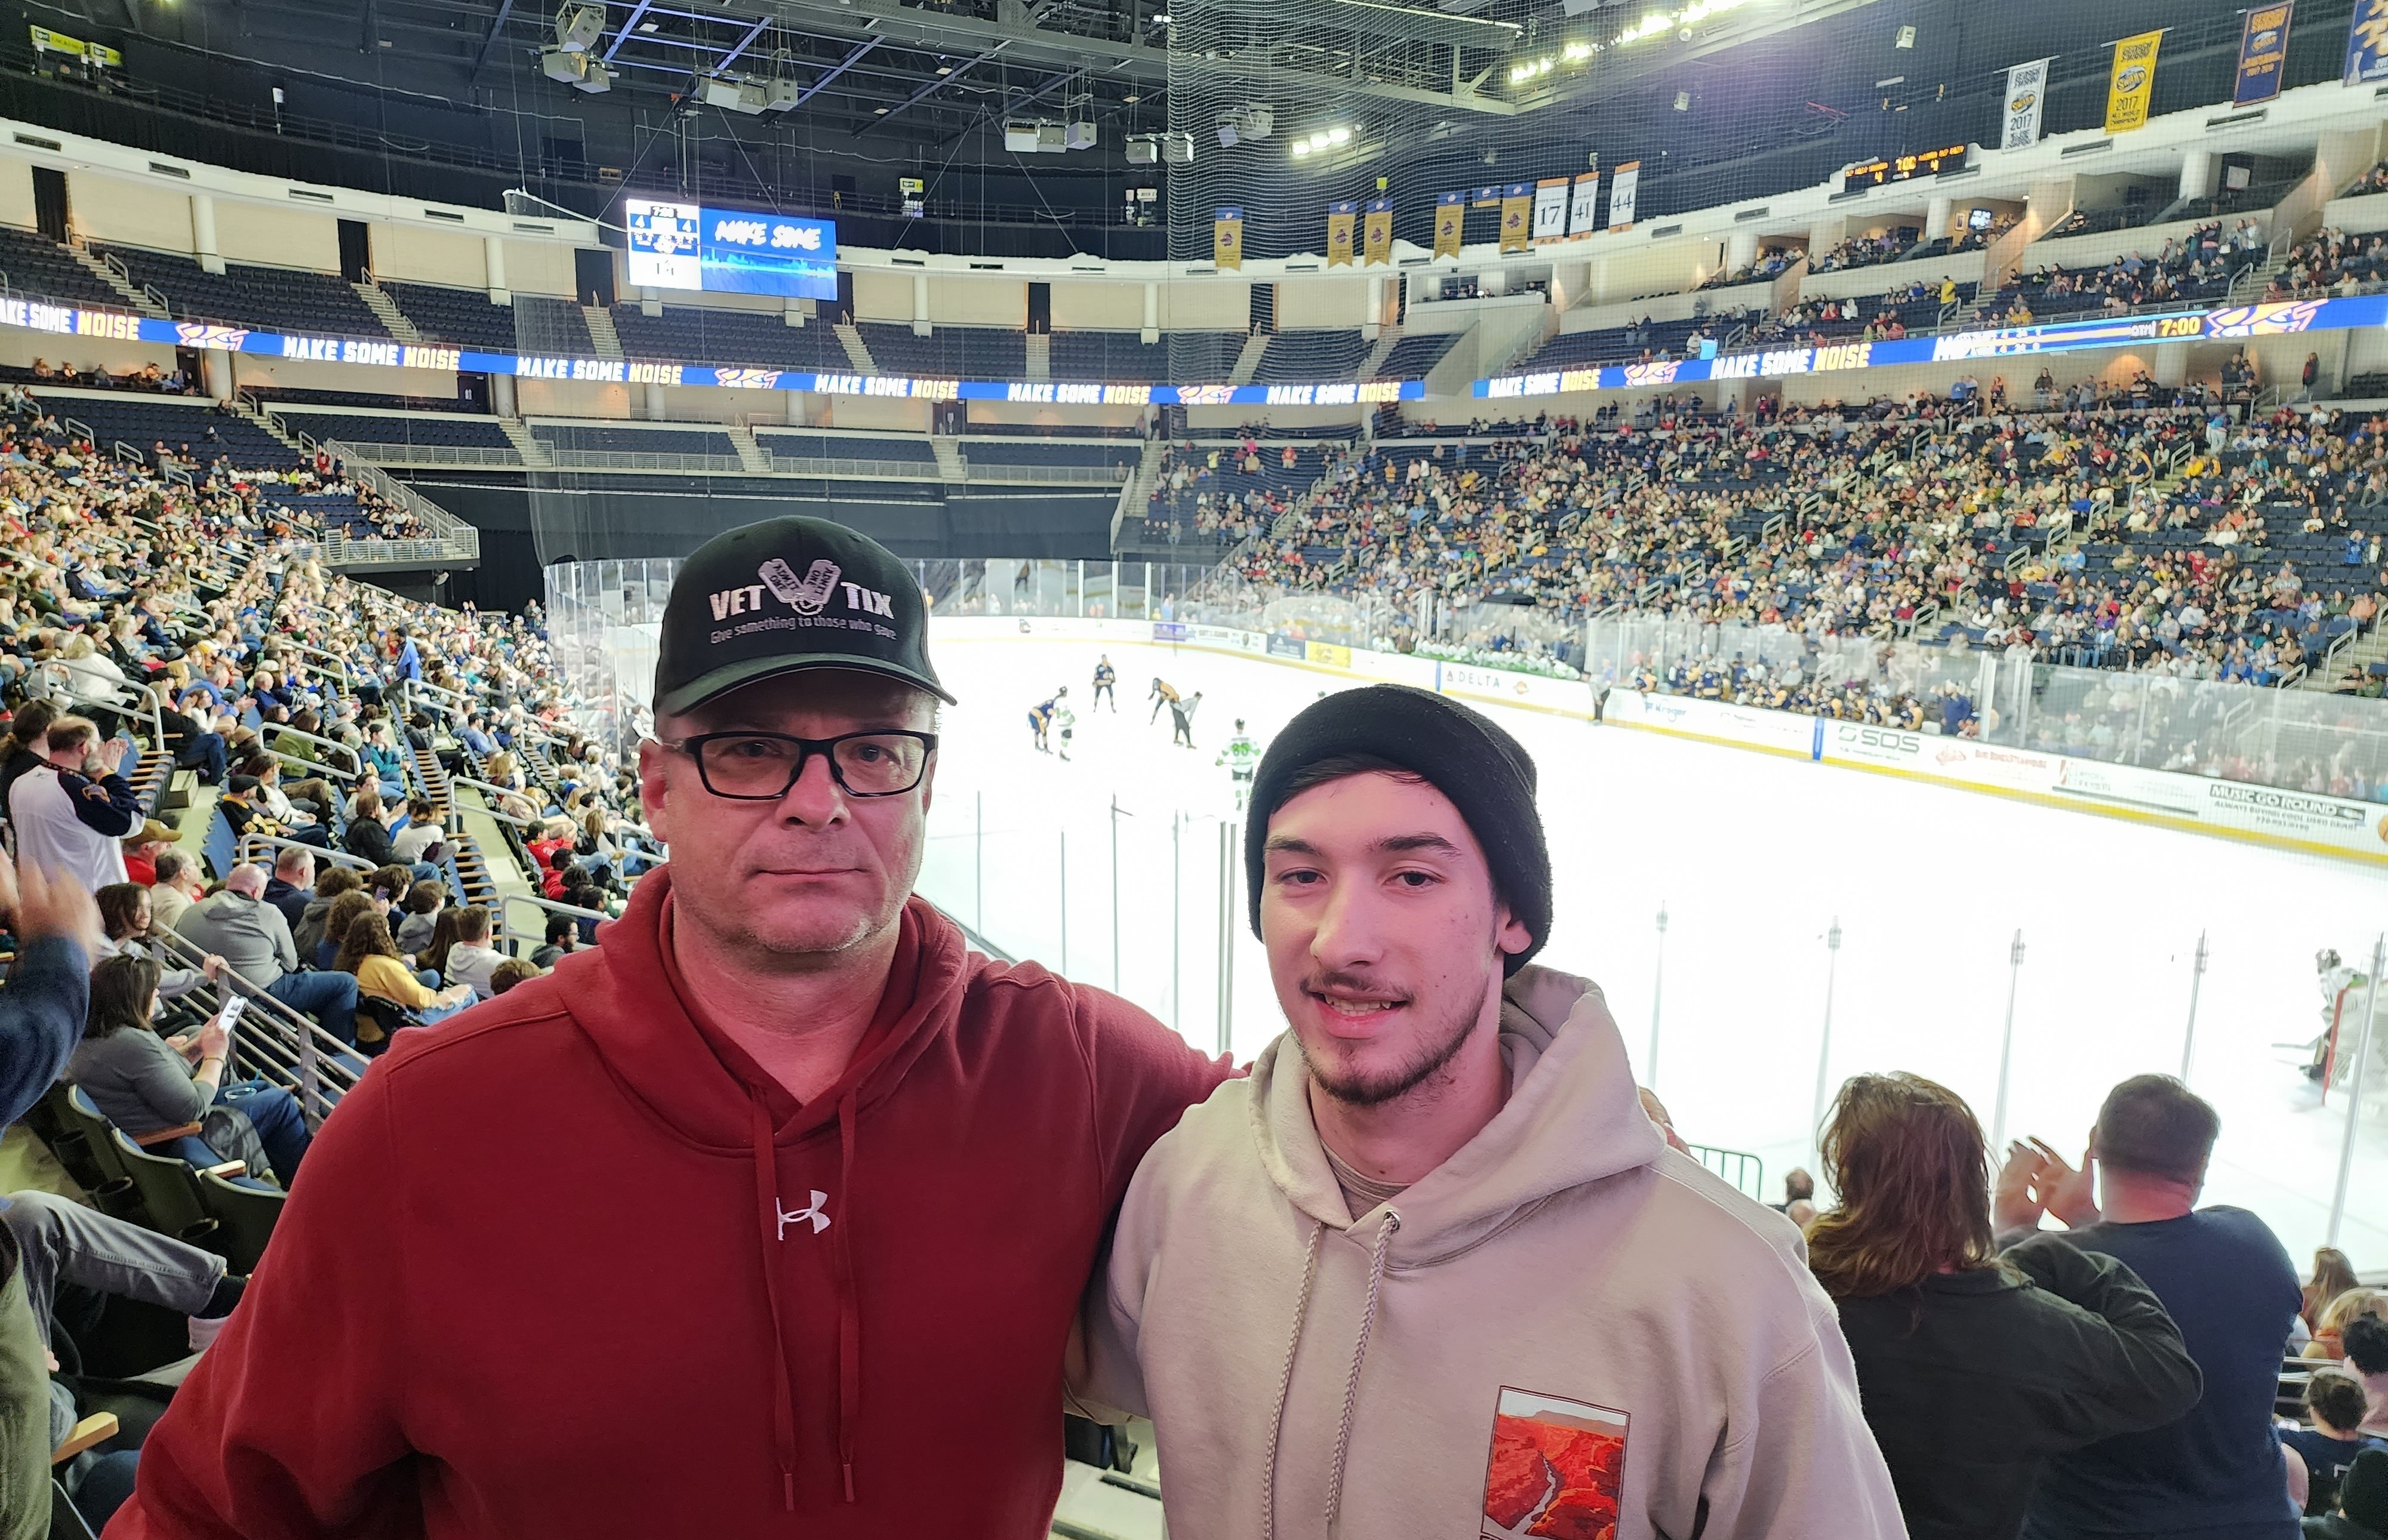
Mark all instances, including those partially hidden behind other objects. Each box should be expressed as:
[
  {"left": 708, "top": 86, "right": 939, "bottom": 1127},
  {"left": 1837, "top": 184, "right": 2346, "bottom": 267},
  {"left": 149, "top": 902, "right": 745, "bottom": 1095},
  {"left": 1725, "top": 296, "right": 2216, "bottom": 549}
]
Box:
[{"left": 914, "top": 632, "right": 2388, "bottom": 1261}]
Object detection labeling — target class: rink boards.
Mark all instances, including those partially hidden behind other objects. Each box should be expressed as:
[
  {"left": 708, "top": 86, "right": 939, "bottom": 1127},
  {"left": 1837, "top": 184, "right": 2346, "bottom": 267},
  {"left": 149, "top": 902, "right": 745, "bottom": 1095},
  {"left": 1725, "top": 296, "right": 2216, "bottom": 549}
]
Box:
[{"left": 935, "top": 616, "right": 2388, "bottom": 868}]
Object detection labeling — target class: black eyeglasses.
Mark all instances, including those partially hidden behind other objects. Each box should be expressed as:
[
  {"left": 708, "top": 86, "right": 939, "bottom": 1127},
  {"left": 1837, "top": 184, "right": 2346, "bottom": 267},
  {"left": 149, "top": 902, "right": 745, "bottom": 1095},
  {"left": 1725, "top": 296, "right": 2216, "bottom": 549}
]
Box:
[{"left": 661, "top": 730, "right": 938, "bottom": 800}]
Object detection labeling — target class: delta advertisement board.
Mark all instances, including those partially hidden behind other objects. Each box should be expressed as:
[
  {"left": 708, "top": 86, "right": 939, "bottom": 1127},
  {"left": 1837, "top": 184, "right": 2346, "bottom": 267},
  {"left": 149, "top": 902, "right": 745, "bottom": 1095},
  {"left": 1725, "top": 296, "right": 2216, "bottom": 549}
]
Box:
[
  {"left": 1473, "top": 293, "right": 2388, "bottom": 401},
  {"left": 0, "top": 297, "right": 1424, "bottom": 405}
]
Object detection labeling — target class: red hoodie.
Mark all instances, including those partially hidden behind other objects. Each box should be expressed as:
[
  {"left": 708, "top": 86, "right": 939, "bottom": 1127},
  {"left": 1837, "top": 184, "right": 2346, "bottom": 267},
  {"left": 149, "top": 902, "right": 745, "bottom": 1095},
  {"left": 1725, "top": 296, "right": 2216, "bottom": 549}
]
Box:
[{"left": 109, "top": 868, "right": 1229, "bottom": 1539}]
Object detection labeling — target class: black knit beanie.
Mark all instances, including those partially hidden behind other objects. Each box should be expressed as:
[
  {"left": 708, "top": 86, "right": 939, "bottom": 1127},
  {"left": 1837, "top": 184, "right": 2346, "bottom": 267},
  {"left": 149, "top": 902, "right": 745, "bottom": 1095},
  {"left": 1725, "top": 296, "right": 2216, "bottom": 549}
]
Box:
[
  {"left": 1244, "top": 685, "right": 1550, "bottom": 975},
  {"left": 2343, "top": 1449, "right": 2388, "bottom": 1533}
]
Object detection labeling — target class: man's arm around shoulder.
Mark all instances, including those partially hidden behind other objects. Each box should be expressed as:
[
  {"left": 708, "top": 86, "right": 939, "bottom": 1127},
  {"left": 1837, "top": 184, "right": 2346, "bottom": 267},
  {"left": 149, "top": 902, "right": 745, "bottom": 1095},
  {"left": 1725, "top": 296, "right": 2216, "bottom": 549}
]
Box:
[{"left": 1069, "top": 982, "right": 1235, "bottom": 1212}]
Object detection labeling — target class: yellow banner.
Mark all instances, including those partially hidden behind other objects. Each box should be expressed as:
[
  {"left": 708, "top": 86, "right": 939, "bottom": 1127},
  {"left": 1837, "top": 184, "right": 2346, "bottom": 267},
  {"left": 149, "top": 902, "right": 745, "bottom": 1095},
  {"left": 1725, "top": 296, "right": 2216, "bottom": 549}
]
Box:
[
  {"left": 29, "top": 25, "right": 82, "bottom": 56},
  {"left": 2105, "top": 29, "right": 2162, "bottom": 133},
  {"left": 1433, "top": 194, "right": 1463, "bottom": 260},
  {"left": 1325, "top": 204, "right": 1356, "bottom": 267},
  {"left": 1306, "top": 641, "right": 1352, "bottom": 669},
  {"left": 1498, "top": 187, "right": 1530, "bottom": 254},
  {"left": 1363, "top": 201, "right": 1392, "bottom": 266},
  {"left": 1213, "top": 208, "right": 1243, "bottom": 271}
]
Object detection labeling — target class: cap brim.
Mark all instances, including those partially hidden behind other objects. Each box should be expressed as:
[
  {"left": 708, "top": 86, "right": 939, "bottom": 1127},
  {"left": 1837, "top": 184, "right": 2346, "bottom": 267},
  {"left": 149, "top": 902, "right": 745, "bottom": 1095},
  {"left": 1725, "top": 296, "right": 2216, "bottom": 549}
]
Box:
[{"left": 656, "top": 654, "right": 958, "bottom": 720}]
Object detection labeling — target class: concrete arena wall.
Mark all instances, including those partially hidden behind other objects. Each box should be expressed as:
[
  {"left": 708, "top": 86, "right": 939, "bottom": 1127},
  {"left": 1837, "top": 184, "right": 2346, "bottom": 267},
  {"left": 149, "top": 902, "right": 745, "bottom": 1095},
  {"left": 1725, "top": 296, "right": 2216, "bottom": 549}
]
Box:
[{"left": 932, "top": 617, "right": 2388, "bottom": 870}]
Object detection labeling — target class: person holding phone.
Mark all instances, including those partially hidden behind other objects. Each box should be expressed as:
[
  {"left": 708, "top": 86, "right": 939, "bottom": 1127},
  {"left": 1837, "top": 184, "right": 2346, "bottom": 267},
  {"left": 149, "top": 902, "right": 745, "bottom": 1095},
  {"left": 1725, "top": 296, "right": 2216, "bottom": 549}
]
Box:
[{"left": 67, "top": 954, "right": 309, "bottom": 1187}]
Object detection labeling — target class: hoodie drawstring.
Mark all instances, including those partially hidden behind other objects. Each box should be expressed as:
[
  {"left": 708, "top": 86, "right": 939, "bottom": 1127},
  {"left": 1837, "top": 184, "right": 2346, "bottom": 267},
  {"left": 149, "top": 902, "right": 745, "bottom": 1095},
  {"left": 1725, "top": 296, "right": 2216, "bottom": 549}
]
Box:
[
  {"left": 1324, "top": 1211, "right": 1399, "bottom": 1536},
  {"left": 747, "top": 1095, "right": 801, "bottom": 1513},
  {"left": 1259, "top": 1221, "right": 1325, "bottom": 1540},
  {"left": 1258, "top": 1211, "right": 1401, "bottom": 1540},
  {"left": 746, "top": 1092, "right": 869, "bottom": 1510},
  {"left": 832, "top": 1091, "right": 861, "bottom": 1504}
]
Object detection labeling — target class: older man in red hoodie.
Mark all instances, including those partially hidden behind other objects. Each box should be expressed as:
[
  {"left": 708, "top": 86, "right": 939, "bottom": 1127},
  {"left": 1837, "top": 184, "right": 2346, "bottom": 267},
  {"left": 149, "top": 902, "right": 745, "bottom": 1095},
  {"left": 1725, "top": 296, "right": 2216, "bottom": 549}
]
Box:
[{"left": 110, "top": 518, "right": 1229, "bottom": 1539}]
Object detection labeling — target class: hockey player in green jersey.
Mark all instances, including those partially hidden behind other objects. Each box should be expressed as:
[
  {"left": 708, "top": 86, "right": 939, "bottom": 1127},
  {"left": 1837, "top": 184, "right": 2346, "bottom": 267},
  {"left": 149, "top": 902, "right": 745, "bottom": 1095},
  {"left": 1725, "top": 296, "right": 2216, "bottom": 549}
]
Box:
[{"left": 1215, "top": 718, "right": 1260, "bottom": 809}]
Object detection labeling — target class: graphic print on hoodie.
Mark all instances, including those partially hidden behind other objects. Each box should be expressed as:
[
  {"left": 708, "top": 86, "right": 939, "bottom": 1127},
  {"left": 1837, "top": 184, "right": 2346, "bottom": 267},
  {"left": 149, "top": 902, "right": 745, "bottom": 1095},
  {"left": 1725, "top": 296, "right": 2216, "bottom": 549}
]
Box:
[
  {"left": 1482, "top": 1389, "right": 1629, "bottom": 1540},
  {"left": 1082, "top": 963, "right": 1906, "bottom": 1540}
]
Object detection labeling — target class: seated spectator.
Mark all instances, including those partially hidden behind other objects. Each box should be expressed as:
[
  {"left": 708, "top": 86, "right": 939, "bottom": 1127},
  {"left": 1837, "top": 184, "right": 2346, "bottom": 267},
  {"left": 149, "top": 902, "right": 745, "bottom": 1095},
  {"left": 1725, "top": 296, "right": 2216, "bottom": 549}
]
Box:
[
  {"left": 313, "top": 889, "right": 378, "bottom": 974},
  {"left": 393, "top": 796, "right": 442, "bottom": 866},
  {"left": 393, "top": 879, "right": 446, "bottom": 957},
  {"left": 147, "top": 848, "right": 204, "bottom": 931},
  {"left": 530, "top": 914, "right": 577, "bottom": 970},
  {"left": 119, "top": 820, "right": 178, "bottom": 886},
  {"left": 93, "top": 882, "right": 224, "bottom": 1015},
  {"left": 2313, "top": 1290, "right": 2388, "bottom": 1362},
  {"left": 2312, "top": 1251, "right": 2364, "bottom": 1336},
  {"left": 1771, "top": 1166, "right": 1814, "bottom": 1214},
  {"left": 2347, "top": 1316, "right": 2388, "bottom": 1437},
  {"left": 441, "top": 906, "right": 504, "bottom": 1000},
  {"left": 2310, "top": 1449, "right": 2388, "bottom": 1539},
  {"left": 261, "top": 845, "right": 316, "bottom": 935},
  {"left": 488, "top": 958, "right": 541, "bottom": 996},
  {"left": 336, "top": 910, "right": 473, "bottom": 1024},
  {"left": 1811, "top": 1072, "right": 2199, "bottom": 1540},
  {"left": 175, "top": 863, "right": 359, "bottom": 1048},
  {"left": 344, "top": 789, "right": 399, "bottom": 868},
  {"left": 2001, "top": 1076, "right": 2302, "bottom": 1540},
  {"left": 66, "top": 953, "right": 310, "bottom": 1186},
  {"left": 293, "top": 865, "right": 362, "bottom": 962},
  {"left": 2288, "top": 1369, "right": 2388, "bottom": 1517}
]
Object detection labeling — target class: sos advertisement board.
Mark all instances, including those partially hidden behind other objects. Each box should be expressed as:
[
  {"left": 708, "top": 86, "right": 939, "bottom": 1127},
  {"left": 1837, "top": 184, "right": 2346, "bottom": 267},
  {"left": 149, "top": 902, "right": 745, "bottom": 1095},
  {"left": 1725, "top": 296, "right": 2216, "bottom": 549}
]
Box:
[{"left": 625, "top": 198, "right": 838, "bottom": 301}]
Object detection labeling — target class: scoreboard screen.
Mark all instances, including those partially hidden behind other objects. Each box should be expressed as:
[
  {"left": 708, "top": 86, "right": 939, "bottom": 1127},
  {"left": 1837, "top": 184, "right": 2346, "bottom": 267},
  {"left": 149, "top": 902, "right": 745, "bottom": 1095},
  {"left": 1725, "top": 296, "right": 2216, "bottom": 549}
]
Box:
[
  {"left": 624, "top": 198, "right": 838, "bottom": 301},
  {"left": 1843, "top": 143, "right": 1970, "bottom": 191}
]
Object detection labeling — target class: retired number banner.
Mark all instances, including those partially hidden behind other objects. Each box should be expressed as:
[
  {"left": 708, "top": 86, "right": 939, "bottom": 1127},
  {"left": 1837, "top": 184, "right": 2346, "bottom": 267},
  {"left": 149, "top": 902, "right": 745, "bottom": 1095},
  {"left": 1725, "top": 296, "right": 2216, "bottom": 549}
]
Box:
[
  {"left": 1213, "top": 208, "right": 1243, "bottom": 270},
  {"left": 1362, "top": 199, "right": 1393, "bottom": 266}
]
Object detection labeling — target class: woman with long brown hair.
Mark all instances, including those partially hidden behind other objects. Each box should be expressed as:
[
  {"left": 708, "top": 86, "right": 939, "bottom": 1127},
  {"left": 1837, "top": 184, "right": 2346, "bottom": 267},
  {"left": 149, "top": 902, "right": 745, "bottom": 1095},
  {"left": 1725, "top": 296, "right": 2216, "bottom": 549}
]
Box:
[
  {"left": 1807, "top": 1073, "right": 2202, "bottom": 1540},
  {"left": 2308, "top": 1248, "right": 2364, "bottom": 1336}
]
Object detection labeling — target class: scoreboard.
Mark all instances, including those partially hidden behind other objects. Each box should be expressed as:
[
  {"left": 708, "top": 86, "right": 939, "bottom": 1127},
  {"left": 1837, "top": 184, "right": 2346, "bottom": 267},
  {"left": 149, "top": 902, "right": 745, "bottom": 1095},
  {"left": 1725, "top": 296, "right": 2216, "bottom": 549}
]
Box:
[{"left": 1842, "top": 143, "right": 1971, "bottom": 192}]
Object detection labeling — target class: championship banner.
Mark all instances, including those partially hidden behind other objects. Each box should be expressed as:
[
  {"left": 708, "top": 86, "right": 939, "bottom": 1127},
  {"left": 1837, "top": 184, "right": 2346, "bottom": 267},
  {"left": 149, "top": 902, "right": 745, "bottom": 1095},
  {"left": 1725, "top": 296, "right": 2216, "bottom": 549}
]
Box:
[
  {"left": 2001, "top": 57, "right": 2050, "bottom": 150},
  {"left": 1498, "top": 183, "right": 1532, "bottom": 252},
  {"left": 2104, "top": 30, "right": 2162, "bottom": 133},
  {"left": 1568, "top": 172, "right": 1600, "bottom": 236},
  {"left": 2347, "top": 0, "right": 2388, "bottom": 85},
  {"left": 1531, "top": 178, "right": 1570, "bottom": 244},
  {"left": 2236, "top": 3, "right": 2292, "bottom": 104},
  {"left": 1362, "top": 199, "right": 1393, "bottom": 266},
  {"left": 1213, "top": 207, "right": 1244, "bottom": 270},
  {"left": 1433, "top": 192, "right": 1465, "bottom": 259},
  {"left": 1325, "top": 201, "right": 1357, "bottom": 267},
  {"left": 1608, "top": 161, "right": 1641, "bottom": 232}
]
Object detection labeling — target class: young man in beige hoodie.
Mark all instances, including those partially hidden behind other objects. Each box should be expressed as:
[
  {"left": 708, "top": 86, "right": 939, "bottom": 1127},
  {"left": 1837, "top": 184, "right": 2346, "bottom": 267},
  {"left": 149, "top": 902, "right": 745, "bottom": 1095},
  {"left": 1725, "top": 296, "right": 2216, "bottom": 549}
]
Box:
[{"left": 1082, "top": 685, "right": 1904, "bottom": 1540}]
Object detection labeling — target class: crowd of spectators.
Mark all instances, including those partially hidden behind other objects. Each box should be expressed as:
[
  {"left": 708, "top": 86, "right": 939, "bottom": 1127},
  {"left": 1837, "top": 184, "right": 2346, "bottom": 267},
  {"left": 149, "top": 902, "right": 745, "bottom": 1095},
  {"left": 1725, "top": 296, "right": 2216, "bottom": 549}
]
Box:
[
  {"left": 0, "top": 378, "right": 662, "bottom": 1526},
  {"left": 2269, "top": 227, "right": 2388, "bottom": 302}
]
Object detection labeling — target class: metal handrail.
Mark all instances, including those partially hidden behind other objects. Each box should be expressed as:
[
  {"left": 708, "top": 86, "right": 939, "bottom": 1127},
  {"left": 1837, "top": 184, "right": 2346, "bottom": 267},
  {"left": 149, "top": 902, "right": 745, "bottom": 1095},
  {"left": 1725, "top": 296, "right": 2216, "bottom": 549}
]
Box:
[
  {"left": 282, "top": 639, "right": 357, "bottom": 683},
  {"left": 257, "top": 723, "right": 365, "bottom": 780},
  {"left": 498, "top": 892, "right": 609, "bottom": 955},
  {"left": 448, "top": 776, "right": 540, "bottom": 828},
  {"left": 143, "top": 926, "right": 360, "bottom": 1126},
  {"left": 234, "top": 831, "right": 374, "bottom": 873}
]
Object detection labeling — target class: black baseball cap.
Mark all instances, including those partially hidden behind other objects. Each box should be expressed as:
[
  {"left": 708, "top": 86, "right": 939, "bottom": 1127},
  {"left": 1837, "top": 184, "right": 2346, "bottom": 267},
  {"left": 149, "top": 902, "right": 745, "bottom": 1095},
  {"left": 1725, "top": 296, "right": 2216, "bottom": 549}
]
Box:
[{"left": 653, "top": 516, "right": 953, "bottom": 719}]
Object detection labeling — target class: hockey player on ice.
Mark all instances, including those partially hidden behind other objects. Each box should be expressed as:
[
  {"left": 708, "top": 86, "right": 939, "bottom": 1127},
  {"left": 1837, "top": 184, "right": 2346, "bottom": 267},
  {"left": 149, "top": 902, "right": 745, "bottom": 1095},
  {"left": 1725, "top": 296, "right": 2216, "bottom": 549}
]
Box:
[
  {"left": 1027, "top": 687, "right": 1066, "bottom": 753},
  {"left": 1215, "top": 719, "right": 1260, "bottom": 809},
  {"left": 1149, "top": 676, "right": 1181, "bottom": 725},
  {"left": 1093, "top": 656, "right": 1118, "bottom": 711}
]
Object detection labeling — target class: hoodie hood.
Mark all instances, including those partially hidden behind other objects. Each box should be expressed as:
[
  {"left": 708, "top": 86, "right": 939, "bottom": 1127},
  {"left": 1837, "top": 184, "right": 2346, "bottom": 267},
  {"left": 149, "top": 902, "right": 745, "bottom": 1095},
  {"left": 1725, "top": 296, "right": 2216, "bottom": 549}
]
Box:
[
  {"left": 569, "top": 866, "right": 974, "bottom": 1508},
  {"left": 1249, "top": 962, "right": 1663, "bottom": 1266}
]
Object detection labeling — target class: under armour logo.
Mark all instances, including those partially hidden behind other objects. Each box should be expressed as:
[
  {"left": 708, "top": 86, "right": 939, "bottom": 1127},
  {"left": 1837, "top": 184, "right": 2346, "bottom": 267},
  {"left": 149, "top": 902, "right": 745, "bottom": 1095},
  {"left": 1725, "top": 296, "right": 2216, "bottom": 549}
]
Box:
[{"left": 777, "top": 1191, "right": 831, "bottom": 1239}]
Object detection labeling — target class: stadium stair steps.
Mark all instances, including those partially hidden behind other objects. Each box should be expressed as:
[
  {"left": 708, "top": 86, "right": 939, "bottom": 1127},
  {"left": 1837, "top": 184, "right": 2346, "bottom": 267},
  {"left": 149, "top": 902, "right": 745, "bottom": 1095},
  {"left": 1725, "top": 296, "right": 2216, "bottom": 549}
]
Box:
[
  {"left": 1229, "top": 332, "right": 1270, "bottom": 386},
  {"left": 582, "top": 306, "right": 624, "bottom": 361},
  {"left": 834, "top": 322, "right": 878, "bottom": 374},
  {"left": 2307, "top": 627, "right": 2388, "bottom": 692},
  {"left": 497, "top": 419, "right": 553, "bottom": 468},
  {"left": 1024, "top": 333, "right": 1051, "bottom": 381},
  {"left": 233, "top": 401, "right": 309, "bottom": 460},
  {"left": 722, "top": 422, "right": 772, "bottom": 474},
  {"left": 1111, "top": 439, "right": 1165, "bottom": 548},
  {"left": 931, "top": 437, "right": 967, "bottom": 483},
  {"left": 69, "top": 246, "right": 169, "bottom": 318},
  {"left": 352, "top": 282, "right": 423, "bottom": 344},
  {"left": 1357, "top": 327, "right": 1402, "bottom": 381}
]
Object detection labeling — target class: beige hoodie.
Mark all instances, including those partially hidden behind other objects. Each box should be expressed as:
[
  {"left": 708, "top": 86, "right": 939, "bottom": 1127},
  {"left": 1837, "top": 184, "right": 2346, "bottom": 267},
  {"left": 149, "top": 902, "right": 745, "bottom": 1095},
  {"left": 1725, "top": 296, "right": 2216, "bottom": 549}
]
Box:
[{"left": 1083, "top": 965, "right": 1906, "bottom": 1540}]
